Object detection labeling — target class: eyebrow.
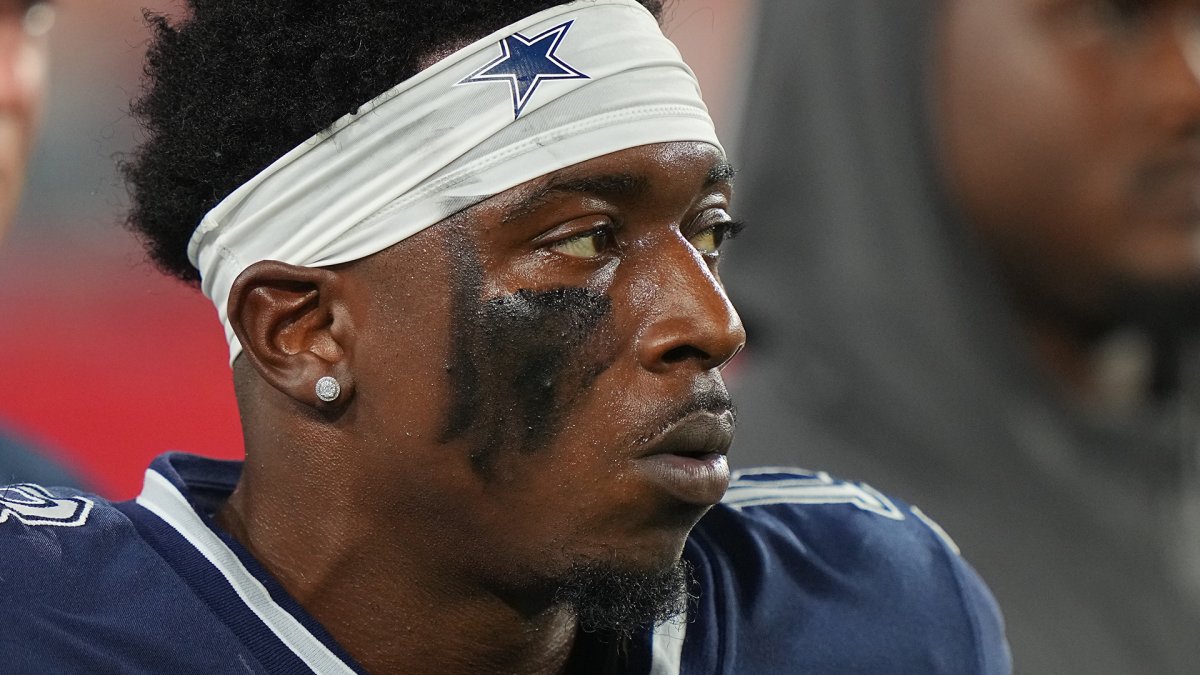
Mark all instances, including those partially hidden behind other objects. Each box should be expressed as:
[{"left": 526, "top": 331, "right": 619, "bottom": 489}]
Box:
[
  {"left": 501, "top": 160, "right": 737, "bottom": 225},
  {"left": 502, "top": 173, "right": 647, "bottom": 224}
]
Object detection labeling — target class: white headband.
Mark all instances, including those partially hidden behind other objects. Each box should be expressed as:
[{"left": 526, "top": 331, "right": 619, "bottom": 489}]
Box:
[{"left": 188, "top": 0, "right": 722, "bottom": 364}]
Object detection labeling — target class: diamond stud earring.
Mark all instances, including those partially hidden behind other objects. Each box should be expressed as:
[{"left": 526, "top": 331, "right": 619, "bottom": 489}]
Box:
[{"left": 315, "top": 376, "right": 341, "bottom": 403}]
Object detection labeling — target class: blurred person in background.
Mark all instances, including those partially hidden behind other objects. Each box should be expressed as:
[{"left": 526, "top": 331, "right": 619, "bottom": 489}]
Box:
[
  {"left": 0, "top": 0, "right": 84, "bottom": 488},
  {"left": 726, "top": 0, "right": 1200, "bottom": 672}
]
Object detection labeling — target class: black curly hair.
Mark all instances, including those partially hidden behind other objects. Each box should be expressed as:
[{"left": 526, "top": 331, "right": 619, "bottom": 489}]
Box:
[{"left": 123, "top": 0, "right": 666, "bottom": 284}]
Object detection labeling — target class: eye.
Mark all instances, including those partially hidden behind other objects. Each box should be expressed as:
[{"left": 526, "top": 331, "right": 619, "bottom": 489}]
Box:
[
  {"left": 688, "top": 218, "right": 745, "bottom": 256},
  {"left": 549, "top": 227, "right": 613, "bottom": 258}
]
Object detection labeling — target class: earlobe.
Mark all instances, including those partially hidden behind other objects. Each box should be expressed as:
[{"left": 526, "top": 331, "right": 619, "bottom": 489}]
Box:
[{"left": 227, "top": 260, "right": 355, "bottom": 408}]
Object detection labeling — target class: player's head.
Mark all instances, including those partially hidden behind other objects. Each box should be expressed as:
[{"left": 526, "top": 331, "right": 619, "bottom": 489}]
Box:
[
  {"left": 936, "top": 0, "right": 1200, "bottom": 333},
  {"left": 0, "top": 0, "right": 52, "bottom": 243},
  {"left": 124, "top": 0, "right": 668, "bottom": 285},
  {"left": 124, "top": 0, "right": 744, "bottom": 634}
]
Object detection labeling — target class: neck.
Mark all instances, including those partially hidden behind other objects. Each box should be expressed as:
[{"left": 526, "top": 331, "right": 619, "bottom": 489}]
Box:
[{"left": 215, "top": 459, "right": 580, "bottom": 675}]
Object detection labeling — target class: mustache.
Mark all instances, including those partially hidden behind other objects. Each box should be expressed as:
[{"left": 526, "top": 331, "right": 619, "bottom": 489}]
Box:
[{"left": 635, "top": 383, "right": 736, "bottom": 446}]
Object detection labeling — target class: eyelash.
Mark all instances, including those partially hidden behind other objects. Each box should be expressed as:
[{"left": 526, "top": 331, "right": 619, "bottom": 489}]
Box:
[
  {"left": 552, "top": 226, "right": 618, "bottom": 258},
  {"left": 691, "top": 219, "right": 747, "bottom": 257},
  {"left": 709, "top": 219, "right": 747, "bottom": 242},
  {"left": 547, "top": 218, "right": 747, "bottom": 261}
]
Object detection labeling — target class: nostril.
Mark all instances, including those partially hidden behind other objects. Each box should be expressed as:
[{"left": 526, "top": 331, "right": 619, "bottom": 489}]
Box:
[{"left": 661, "top": 344, "right": 709, "bottom": 364}]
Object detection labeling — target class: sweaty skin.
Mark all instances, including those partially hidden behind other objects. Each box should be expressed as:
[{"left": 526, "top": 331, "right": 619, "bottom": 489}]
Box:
[
  {"left": 442, "top": 225, "right": 618, "bottom": 473},
  {"left": 219, "top": 141, "right": 743, "bottom": 675}
]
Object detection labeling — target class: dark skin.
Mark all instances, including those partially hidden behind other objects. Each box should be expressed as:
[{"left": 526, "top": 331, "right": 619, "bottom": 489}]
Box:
[
  {"left": 215, "top": 141, "right": 744, "bottom": 674},
  {"left": 936, "top": 0, "right": 1200, "bottom": 398},
  {"left": 440, "top": 228, "right": 620, "bottom": 474}
]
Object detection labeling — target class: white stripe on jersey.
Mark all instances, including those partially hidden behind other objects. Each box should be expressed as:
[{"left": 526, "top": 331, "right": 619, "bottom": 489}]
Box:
[
  {"left": 911, "top": 506, "right": 961, "bottom": 555},
  {"left": 137, "top": 469, "right": 356, "bottom": 675},
  {"left": 649, "top": 611, "right": 687, "bottom": 675},
  {"left": 723, "top": 470, "right": 905, "bottom": 520}
]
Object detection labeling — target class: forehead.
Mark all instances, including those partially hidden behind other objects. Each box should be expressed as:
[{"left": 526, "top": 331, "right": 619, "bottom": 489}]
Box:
[
  {"left": 493, "top": 141, "right": 733, "bottom": 219},
  {"left": 539, "top": 141, "right": 730, "bottom": 186},
  {"left": 388, "top": 141, "right": 734, "bottom": 297}
]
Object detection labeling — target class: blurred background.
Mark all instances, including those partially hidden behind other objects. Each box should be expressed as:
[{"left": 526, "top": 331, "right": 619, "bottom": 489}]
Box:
[{"left": 0, "top": 0, "right": 756, "bottom": 499}]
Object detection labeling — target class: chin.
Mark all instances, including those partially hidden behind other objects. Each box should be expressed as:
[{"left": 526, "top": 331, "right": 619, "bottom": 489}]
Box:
[
  {"left": 553, "top": 552, "right": 695, "bottom": 634},
  {"left": 601, "top": 497, "right": 710, "bottom": 569}
]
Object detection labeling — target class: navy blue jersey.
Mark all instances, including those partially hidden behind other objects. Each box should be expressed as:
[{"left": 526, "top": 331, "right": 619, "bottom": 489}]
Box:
[{"left": 0, "top": 454, "right": 1010, "bottom": 673}]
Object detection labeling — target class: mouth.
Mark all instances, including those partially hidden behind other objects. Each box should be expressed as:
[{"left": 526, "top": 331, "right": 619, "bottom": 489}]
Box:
[{"left": 630, "top": 410, "right": 734, "bottom": 506}]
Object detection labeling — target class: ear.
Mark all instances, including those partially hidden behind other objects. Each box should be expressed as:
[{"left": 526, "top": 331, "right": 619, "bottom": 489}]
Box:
[{"left": 227, "top": 260, "right": 354, "bottom": 408}]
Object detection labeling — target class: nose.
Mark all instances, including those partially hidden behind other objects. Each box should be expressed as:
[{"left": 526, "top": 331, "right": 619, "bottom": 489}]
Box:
[{"left": 634, "top": 234, "right": 746, "bottom": 374}]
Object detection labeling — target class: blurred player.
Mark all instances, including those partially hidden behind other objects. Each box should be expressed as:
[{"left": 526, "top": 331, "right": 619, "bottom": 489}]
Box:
[
  {"left": 0, "top": 0, "right": 84, "bottom": 487},
  {"left": 727, "top": 1, "right": 1200, "bottom": 672}
]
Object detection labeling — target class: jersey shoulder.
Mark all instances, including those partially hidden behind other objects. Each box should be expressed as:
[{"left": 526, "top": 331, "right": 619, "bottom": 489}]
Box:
[
  {"left": 0, "top": 482, "right": 118, "bottom": 561},
  {"left": 717, "top": 466, "right": 957, "bottom": 551},
  {"left": 0, "top": 481, "right": 154, "bottom": 613},
  {"left": 683, "top": 467, "right": 1011, "bottom": 674},
  {"left": 0, "top": 481, "right": 261, "bottom": 671},
  {"left": 699, "top": 468, "right": 972, "bottom": 596}
]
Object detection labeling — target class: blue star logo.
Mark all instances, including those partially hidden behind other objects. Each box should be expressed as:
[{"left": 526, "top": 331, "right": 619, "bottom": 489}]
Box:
[{"left": 458, "top": 20, "right": 589, "bottom": 119}]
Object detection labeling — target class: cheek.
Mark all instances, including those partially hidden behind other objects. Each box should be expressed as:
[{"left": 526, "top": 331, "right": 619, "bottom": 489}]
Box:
[
  {"left": 443, "top": 286, "right": 620, "bottom": 473},
  {"left": 935, "top": 2, "right": 1140, "bottom": 266},
  {"left": 351, "top": 243, "right": 461, "bottom": 449}
]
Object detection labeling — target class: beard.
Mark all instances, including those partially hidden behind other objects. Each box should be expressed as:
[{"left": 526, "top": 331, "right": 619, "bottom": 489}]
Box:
[{"left": 552, "top": 557, "right": 695, "bottom": 636}]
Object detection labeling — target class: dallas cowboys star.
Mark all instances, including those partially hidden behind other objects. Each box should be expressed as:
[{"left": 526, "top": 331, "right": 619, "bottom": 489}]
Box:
[{"left": 459, "top": 19, "right": 589, "bottom": 118}]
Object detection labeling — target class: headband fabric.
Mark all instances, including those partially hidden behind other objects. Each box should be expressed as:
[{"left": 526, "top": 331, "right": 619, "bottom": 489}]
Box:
[{"left": 188, "top": 0, "right": 723, "bottom": 364}]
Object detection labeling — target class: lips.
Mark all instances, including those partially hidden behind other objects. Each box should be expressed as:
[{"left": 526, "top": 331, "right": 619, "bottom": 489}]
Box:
[{"left": 631, "top": 410, "right": 734, "bottom": 506}]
